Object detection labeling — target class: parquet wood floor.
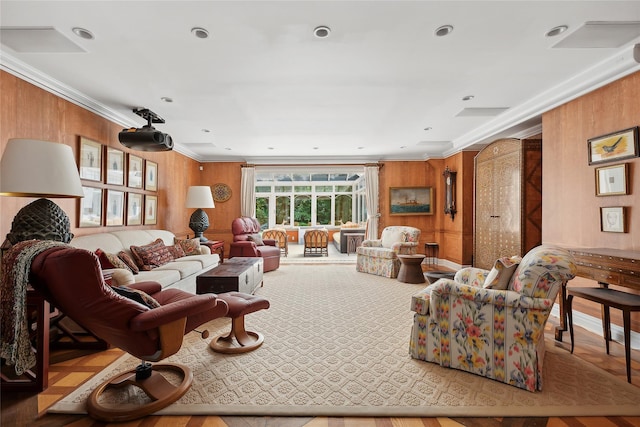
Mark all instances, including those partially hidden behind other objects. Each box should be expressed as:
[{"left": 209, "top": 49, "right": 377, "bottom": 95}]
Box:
[{"left": 2, "top": 317, "right": 639, "bottom": 426}]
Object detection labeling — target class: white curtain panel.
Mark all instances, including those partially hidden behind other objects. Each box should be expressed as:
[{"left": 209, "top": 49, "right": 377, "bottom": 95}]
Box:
[
  {"left": 364, "top": 165, "right": 379, "bottom": 240},
  {"left": 240, "top": 166, "right": 256, "bottom": 218}
]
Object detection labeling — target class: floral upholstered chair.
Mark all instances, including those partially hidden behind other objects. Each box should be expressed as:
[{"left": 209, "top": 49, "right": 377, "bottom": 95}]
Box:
[
  {"left": 409, "top": 245, "right": 576, "bottom": 391},
  {"left": 356, "top": 226, "right": 420, "bottom": 278}
]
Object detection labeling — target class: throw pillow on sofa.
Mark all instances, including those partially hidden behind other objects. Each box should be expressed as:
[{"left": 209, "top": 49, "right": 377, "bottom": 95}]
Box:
[
  {"left": 117, "top": 251, "right": 139, "bottom": 274},
  {"left": 174, "top": 237, "right": 201, "bottom": 256},
  {"left": 168, "top": 243, "right": 186, "bottom": 259},
  {"left": 95, "top": 248, "right": 129, "bottom": 271},
  {"left": 130, "top": 238, "right": 174, "bottom": 271}
]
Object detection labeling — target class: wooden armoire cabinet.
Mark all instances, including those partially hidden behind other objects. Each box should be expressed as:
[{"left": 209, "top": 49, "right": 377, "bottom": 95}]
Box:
[{"left": 473, "top": 138, "right": 542, "bottom": 269}]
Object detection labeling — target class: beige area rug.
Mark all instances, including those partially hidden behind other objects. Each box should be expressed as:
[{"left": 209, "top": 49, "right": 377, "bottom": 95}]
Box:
[
  {"left": 49, "top": 264, "right": 640, "bottom": 417},
  {"left": 280, "top": 241, "right": 356, "bottom": 264}
]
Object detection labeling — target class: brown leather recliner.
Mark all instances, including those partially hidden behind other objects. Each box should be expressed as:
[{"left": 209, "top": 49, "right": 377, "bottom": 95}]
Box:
[
  {"left": 228, "top": 217, "right": 280, "bottom": 272},
  {"left": 28, "top": 246, "right": 229, "bottom": 422}
]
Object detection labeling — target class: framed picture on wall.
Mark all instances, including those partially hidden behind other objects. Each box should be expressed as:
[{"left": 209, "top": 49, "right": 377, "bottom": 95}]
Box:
[
  {"left": 106, "top": 147, "right": 125, "bottom": 185},
  {"left": 389, "top": 187, "right": 433, "bottom": 215},
  {"left": 106, "top": 189, "right": 125, "bottom": 226},
  {"left": 79, "top": 186, "right": 102, "bottom": 227},
  {"left": 595, "top": 163, "right": 629, "bottom": 196},
  {"left": 588, "top": 127, "right": 639, "bottom": 165},
  {"left": 127, "top": 192, "right": 143, "bottom": 225},
  {"left": 145, "top": 160, "right": 158, "bottom": 191},
  {"left": 145, "top": 195, "right": 158, "bottom": 225},
  {"left": 600, "top": 206, "right": 626, "bottom": 233},
  {"left": 128, "top": 154, "right": 143, "bottom": 188},
  {"left": 79, "top": 137, "right": 102, "bottom": 181}
]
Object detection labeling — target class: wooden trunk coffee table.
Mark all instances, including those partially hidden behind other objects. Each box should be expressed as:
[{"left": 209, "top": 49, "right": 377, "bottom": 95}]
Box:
[{"left": 196, "top": 257, "right": 263, "bottom": 295}]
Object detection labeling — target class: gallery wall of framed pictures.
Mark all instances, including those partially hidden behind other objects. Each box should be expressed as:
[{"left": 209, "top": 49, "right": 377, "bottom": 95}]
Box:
[
  {"left": 78, "top": 136, "right": 159, "bottom": 228},
  {"left": 587, "top": 126, "right": 638, "bottom": 234}
]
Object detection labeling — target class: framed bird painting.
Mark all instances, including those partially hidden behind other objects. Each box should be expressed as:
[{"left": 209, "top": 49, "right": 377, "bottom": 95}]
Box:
[{"left": 588, "top": 127, "right": 639, "bottom": 165}]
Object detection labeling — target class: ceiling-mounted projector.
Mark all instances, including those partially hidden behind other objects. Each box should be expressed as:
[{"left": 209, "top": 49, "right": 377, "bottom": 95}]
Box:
[{"left": 118, "top": 108, "right": 174, "bottom": 151}]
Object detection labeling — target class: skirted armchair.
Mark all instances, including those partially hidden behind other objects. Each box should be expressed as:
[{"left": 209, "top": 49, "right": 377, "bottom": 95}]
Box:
[
  {"left": 356, "top": 226, "right": 420, "bottom": 278},
  {"left": 409, "top": 245, "right": 576, "bottom": 392}
]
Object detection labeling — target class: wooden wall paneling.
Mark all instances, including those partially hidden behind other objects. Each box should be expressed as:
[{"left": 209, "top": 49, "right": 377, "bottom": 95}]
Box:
[
  {"left": 0, "top": 71, "right": 201, "bottom": 242},
  {"left": 543, "top": 70, "right": 640, "bottom": 332},
  {"left": 196, "top": 162, "right": 245, "bottom": 258},
  {"left": 378, "top": 160, "right": 436, "bottom": 251}
]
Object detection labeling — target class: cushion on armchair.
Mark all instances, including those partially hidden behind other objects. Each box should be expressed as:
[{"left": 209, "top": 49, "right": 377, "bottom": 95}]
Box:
[
  {"left": 247, "top": 234, "right": 265, "bottom": 246},
  {"left": 381, "top": 229, "right": 406, "bottom": 248},
  {"left": 483, "top": 256, "right": 521, "bottom": 290}
]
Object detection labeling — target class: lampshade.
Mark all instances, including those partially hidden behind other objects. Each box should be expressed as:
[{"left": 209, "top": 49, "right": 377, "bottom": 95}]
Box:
[
  {"left": 1, "top": 139, "right": 84, "bottom": 244},
  {"left": 185, "top": 186, "right": 215, "bottom": 209},
  {"left": 1, "top": 139, "right": 84, "bottom": 198}
]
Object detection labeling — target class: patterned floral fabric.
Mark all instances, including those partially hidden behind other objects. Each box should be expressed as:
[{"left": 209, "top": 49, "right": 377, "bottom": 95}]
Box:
[
  {"left": 174, "top": 237, "right": 201, "bottom": 256},
  {"left": 409, "top": 245, "right": 577, "bottom": 392},
  {"left": 130, "top": 238, "right": 174, "bottom": 271},
  {"left": 356, "top": 226, "right": 420, "bottom": 278},
  {"left": 167, "top": 243, "right": 186, "bottom": 259}
]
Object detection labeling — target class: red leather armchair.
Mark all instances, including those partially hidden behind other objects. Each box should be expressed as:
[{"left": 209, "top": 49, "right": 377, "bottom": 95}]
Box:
[
  {"left": 229, "top": 217, "right": 280, "bottom": 272},
  {"left": 28, "top": 245, "right": 229, "bottom": 422}
]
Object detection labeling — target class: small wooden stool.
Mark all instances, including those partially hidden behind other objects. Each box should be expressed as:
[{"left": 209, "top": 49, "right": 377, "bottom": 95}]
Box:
[
  {"left": 211, "top": 292, "right": 270, "bottom": 354},
  {"left": 567, "top": 286, "right": 640, "bottom": 383}
]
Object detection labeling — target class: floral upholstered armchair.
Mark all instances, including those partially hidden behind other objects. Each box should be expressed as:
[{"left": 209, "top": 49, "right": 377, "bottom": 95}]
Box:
[
  {"left": 409, "top": 245, "right": 576, "bottom": 391},
  {"left": 356, "top": 226, "right": 420, "bottom": 278}
]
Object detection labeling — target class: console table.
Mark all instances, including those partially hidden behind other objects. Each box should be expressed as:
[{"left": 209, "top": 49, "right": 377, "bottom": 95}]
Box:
[{"left": 555, "top": 247, "right": 640, "bottom": 341}]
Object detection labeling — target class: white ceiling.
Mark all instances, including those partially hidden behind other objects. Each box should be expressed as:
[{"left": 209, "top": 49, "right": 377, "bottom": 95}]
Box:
[{"left": 2, "top": 1, "right": 640, "bottom": 164}]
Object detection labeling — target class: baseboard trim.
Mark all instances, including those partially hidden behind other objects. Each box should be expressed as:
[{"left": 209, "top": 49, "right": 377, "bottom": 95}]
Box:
[{"left": 551, "top": 304, "right": 640, "bottom": 351}]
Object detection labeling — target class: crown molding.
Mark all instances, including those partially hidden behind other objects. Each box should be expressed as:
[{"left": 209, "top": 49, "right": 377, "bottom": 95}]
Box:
[{"left": 1, "top": 52, "right": 136, "bottom": 129}]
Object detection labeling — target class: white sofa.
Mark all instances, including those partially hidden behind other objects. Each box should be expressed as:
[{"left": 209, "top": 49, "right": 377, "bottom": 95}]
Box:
[{"left": 70, "top": 230, "right": 219, "bottom": 293}]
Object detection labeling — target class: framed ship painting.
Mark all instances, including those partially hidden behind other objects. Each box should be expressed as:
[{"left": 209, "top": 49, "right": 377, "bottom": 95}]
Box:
[{"left": 389, "top": 187, "right": 433, "bottom": 215}]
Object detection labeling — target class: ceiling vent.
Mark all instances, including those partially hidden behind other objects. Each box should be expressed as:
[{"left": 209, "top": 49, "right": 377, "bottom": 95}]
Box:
[
  {"left": 0, "top": 27, "right": 86, "bottom": 52},
  {"left": 553, "top": 21, "right": 640, "bottom": 48},
  {"left": 455, "top": 108, "right": 509, "bottom": 117}
]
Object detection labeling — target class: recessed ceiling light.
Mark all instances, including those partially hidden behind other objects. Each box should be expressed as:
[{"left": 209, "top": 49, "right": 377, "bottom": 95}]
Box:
[
  {"left": 72, "top": 27, "right": 94, "bottom": 40},
  {"left": 435, "top": 25, "right": 454, "bottom": 37},
  {"left": 424, "top": 127, "right": 432, "bottom": 131},
  {"left": 357, "top": 146, "right": 364, "bottom": 150},
  {"left": 314, "top": 26, "right": 331, "bottom": 38},
  {"left": 313, "top": 146, "right": 319, "bottom": 150},
  {"left": 462, "top": 95, "right": 475, "bottom": 101},
  {"left": 546, "top": 25, "right": 568, "bottom": 37},
  {"left": 191, "top": 27, "right": 209, "bottom": 39},
  {"left": 268, "top": 147, "right": 274, "bottom": 150},
  {"left": 160, "top": 97, "right": 173, "bottom": 103},
  {"left": 201, "top": 128, "right": 210, "bottom": 133},
  {"left": 400, "top": 145, "right": 407, "bottom": 149},
  {"left": 225, "top": 147, "right": 232, "bottom": 151}
]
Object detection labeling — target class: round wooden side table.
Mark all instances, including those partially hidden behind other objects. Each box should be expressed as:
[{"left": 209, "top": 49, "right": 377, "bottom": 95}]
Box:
[{"left": 397, "top": 254, "right": 426, "bottom": 284}]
